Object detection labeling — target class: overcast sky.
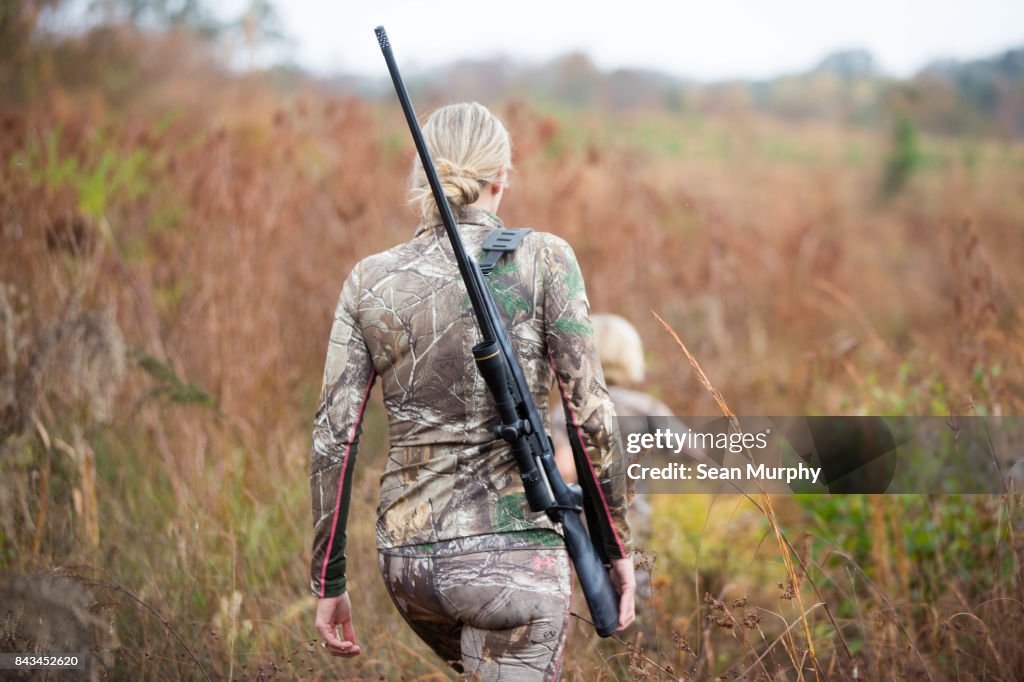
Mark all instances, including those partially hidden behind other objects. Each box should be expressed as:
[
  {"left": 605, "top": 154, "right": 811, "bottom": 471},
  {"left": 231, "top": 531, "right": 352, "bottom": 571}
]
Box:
[{"left": 217, "top": 0, "right": 1024, "bottom": 81}]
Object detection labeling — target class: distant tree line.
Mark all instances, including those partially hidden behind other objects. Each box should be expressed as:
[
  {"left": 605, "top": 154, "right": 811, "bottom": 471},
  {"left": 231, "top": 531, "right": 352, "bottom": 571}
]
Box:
[{"left": 374, "top": 46, "right": 1024, "bottom": 138}]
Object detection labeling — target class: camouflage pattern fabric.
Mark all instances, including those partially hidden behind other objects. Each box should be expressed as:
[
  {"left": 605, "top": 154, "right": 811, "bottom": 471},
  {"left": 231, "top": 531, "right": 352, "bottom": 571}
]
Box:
[
  {"left": 378, "top": 532, "right": 572, "bottom": 680},
  {"left": 311, "top": 206, "right": 630, "bottom": 598}
]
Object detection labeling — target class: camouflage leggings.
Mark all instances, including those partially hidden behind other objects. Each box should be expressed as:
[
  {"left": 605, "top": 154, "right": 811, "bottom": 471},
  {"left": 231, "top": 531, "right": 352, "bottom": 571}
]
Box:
[{"left": 378, "top": 533, "right": 572, "bottom": 681}]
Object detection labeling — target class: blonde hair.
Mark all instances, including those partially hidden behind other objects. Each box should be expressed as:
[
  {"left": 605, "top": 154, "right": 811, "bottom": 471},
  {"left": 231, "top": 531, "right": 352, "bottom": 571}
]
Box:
[
  {"left": 592, "top": 314, "right": 645, "bottom": 386},
  {"left": 408, "top": 102, "right": 512, "bottom": 222}
]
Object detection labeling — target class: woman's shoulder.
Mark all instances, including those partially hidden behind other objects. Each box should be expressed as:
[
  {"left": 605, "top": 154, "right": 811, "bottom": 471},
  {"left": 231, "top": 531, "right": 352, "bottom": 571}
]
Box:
[
  {"left": 515, "top": 229, "right": 577, "bottom": 265},
  {"left": 521, "top": 231, "right": 584, "bottom": 279},
  {"left": 521, "top": 228, "right": 570, "bottom": 250}
]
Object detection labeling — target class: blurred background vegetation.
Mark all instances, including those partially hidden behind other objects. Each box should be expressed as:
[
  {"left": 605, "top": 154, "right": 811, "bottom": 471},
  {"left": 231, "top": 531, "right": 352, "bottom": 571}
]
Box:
[{"left": 1, "top": 1, "right": 1023, "bottom": 679}]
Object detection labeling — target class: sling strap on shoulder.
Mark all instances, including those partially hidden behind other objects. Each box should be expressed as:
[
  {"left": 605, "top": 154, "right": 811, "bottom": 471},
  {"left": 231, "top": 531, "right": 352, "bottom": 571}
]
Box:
[{"left": 479, "top": 228, "right": 533, "bottom": 275}]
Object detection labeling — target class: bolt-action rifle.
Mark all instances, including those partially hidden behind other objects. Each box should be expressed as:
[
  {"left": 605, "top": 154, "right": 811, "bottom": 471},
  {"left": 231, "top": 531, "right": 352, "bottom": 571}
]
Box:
[{"left": 375, "top": 26, "right": 620, "bottom": 637}]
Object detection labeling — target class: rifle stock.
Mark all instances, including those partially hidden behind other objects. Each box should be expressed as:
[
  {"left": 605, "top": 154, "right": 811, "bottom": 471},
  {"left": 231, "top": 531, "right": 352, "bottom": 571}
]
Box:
[{"left": 375, "top": 25, "right": 620, "bottom": 638}]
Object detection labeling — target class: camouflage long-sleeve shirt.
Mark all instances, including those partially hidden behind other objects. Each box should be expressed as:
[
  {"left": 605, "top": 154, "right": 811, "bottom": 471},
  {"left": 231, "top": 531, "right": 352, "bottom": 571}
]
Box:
[{"left": 310, "top": 206, "right": 630, "bottom": 598}]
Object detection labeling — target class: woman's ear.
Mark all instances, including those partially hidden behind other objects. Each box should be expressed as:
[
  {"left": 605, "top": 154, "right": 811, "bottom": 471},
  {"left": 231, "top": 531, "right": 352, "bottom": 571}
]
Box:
[{"left": 492, "top": 167, "right": 510, "bottom": 196}]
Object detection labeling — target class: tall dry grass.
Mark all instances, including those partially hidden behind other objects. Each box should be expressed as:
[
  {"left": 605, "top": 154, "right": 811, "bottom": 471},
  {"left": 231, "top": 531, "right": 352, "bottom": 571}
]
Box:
[{"left": 2, "top": 25, "right": 1023, "bottom": 680}]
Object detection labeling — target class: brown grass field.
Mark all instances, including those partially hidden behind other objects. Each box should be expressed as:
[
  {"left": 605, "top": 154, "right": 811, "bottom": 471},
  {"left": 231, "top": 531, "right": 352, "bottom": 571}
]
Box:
[{"left": 2, "top": 25, "right": 1024, "bottom": 681}]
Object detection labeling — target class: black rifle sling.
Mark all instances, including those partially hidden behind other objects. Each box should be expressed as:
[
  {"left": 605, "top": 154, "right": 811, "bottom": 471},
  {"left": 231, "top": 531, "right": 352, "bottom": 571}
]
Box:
[{"left": 479, "top": 228, "right": 533, "bottom": 275}]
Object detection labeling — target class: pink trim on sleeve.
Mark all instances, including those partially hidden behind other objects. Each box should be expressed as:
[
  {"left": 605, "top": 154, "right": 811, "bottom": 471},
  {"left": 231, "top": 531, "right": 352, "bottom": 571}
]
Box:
[{"left": 319, "top": 371, "right": 376, "bottom": 597}]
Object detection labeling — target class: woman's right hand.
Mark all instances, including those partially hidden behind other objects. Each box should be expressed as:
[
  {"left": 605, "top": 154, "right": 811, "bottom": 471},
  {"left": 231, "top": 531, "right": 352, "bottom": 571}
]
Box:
[{"left": 609, "top": 556, "right": 637, "bottom": 631}]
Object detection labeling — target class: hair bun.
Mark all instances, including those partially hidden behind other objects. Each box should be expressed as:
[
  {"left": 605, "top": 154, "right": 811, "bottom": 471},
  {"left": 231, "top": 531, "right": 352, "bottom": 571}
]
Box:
[{"left": 435, "top": 158, "right": 482, "bottom": 208}]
